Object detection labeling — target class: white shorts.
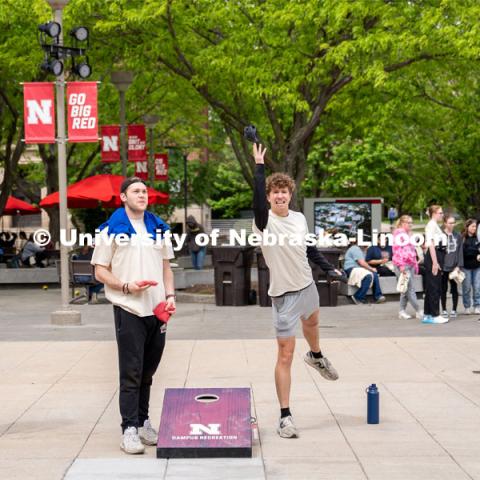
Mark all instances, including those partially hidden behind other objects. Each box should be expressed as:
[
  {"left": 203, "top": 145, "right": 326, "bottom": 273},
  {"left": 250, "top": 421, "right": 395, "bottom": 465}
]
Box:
[{"left": 271, "top": 282, "right": 319, "bottom": 337}]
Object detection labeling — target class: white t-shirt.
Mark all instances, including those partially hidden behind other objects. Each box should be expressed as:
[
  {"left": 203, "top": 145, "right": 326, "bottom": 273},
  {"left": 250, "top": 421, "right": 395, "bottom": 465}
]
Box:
[
  {"left": 253, "top": 210, "right": 313, "bottom": 296},
  {"left": 91, "top": 218, "right": 175, "bottom": 317},
  {"left": 425, "top": 219, "right": 445, "bottom": 248}
]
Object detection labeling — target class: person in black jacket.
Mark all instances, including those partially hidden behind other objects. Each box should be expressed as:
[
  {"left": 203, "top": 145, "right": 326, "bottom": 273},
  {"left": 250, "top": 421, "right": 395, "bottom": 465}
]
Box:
[
  {"left": 461, "top": 219, "right": 480, "bottom": 315},
  {"left": 440, "top": 215, "right": 463, "bottom": 319},
  {"left": 252, "top": 143, "right": 341, "bottom": 439}
]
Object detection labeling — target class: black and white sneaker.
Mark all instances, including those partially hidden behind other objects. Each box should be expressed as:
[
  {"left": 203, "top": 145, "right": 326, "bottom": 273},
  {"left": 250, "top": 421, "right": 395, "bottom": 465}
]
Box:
[
  {"left": 277, "top": 415, "right": 298, "bottom": 438},
  {"left": 304, "top": 352, "right": 339, "bottom": 381}
]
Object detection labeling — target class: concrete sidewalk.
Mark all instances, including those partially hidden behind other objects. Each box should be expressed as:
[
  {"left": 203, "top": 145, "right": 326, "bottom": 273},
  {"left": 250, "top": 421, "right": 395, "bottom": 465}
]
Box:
[{"left": 1, "top": 290, "right": 480, "bottom": 479}]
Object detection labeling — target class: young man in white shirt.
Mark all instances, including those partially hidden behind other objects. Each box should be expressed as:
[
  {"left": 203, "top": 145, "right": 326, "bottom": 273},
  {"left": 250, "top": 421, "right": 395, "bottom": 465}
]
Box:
[
  {"left": 92, "top": 177, "right": 176, "bottom": 454},
  {"left": 252, "top": 144, "right": 340, "bottom": 439}
]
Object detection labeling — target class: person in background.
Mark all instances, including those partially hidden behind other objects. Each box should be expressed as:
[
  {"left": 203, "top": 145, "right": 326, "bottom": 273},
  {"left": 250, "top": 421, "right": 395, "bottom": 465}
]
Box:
[
  {"left": 15, "top": 231, "right": 28, "bottom": 254},
  {"left": 20, "top": 233, "right": 47, "bottom": 268},
  {"left": 73, "top": 245, "right": 104, "bottom": 303},
  {"left": 185, "top": 215, "right": 206, "bottom": 270},
  {"left": 388, "top": 206, "right": 397, "bottom": 226},
  {"left": 344, "top": 241, "right": 386, "bottom": 305},
  {"left": 422, "top": 205, "right": 447, "bottom": 324},
  {"left": 440, "top": 215, "right": 463, "bottom": 319},
  {"left": 365, "top": 237, "right": 395, "bottom": 277},
  {"left": 392, "top": 215, "right": 423, "bottom": 320},
  {"left": 461, "top": 219, "right": 480, "bottom": 315}
]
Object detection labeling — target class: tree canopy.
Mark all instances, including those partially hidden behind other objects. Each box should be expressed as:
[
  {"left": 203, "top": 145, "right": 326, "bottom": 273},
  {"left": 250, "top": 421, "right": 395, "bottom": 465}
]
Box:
[{"left": 1, "top": 0, "right": 480, "bottom": 221}]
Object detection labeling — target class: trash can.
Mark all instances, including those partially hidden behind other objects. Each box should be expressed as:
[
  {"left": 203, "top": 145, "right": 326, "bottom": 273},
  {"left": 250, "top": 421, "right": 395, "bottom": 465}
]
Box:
[
  {"left": 211, "top": 246, "right": 255, "bottom": 306},
  {"left": 256, "top": 250, "right": 271, "bottom": 307},
  {"left": 309, "top": 248, "right": 343, "bottom": 307}
]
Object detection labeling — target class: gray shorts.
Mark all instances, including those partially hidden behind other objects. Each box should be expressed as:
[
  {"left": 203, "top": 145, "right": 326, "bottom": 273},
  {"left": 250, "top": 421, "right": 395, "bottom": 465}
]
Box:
[{"left": 271, "top": 282, "right": 319, "bottom": 337}]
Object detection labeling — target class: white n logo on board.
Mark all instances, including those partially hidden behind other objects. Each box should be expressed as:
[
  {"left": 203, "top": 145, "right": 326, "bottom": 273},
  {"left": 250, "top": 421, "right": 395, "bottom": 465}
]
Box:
[{"left": 189, "top": 424, "right": 221, "bottom": 435}]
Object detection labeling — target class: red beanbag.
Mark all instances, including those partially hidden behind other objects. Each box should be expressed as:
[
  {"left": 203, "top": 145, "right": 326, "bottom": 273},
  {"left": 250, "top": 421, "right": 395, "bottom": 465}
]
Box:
[
  {"left": 137, "top": 280, "right": 159, "bottom": 287},
  {"left": 153, "top": 302, "right": 171, "bottom": 323}
]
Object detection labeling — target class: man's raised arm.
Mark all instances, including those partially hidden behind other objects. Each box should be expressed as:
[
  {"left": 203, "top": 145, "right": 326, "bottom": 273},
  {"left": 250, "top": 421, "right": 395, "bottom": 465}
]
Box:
[{"left": 253, "top": 143, "right": 269, "bottom": 231}]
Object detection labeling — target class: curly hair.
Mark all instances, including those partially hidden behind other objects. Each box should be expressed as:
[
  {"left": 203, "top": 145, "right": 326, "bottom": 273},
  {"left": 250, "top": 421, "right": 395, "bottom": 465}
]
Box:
[{"left": 266, "top": 173, "right": 295, "bottom": 195}]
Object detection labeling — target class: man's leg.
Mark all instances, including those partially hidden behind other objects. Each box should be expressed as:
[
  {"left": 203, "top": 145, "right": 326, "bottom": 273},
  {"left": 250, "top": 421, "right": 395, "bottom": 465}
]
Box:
[
  {"left": 275, "top": 336, "right": 295, "bottom": 408},
  {"left": 137, "top": 316, "right": 166, "bottom": 445},
  {"left": 302, "top": 308, "right": 320, "bottom": 352},
  {"left": 302, "top": 309, "right": 339, "bottom": 381},
  {"left": 355, "top": 273, "right": 373, "bottom": 301},
  {"left": 139, "top": 317, "right": 166, "bottom": 426},
  {"left": 371, "top": 272, "right": 384, "bottom": 301},
  {"left": 114, "top": 307, "right": 146, "bottom": 432}
]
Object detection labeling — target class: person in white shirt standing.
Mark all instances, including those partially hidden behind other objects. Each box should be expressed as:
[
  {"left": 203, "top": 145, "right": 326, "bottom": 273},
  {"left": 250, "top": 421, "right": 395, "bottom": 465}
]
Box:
[
  {"left": 252, "top": 144, "right": 340, "bottom": 439},
  {"left": 92, "top": 177, "right": 176, "bottom": 454},
  {"left": 422, "top": 204, "right": 447, "bottom": 324}
]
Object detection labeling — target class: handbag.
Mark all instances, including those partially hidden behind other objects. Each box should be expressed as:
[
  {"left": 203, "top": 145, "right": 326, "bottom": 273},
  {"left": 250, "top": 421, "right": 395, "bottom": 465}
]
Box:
[
  {"left": 396, "top": 270, "right": 410, "bottom": 294},
  {"left": 449, "top": 268, "right": 465, "bottom": 285}
]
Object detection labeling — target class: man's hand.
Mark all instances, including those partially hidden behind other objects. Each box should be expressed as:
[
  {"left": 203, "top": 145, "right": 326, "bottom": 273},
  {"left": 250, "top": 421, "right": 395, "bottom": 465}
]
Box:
[
  {"left": 432, "top": 263, "right": 440, "bottom": 276},
  {"left": 253, "top": 143, "right": 266, "bottom": 164},
  {"left": 165, "top": 297, "right": 176, "bottom": 315},
  {"left": 128, "top": 281, "right": 151, "bottom": 294}
]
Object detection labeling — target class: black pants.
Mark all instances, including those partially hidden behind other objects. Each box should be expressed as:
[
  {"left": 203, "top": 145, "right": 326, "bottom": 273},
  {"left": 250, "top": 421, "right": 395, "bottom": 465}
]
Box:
[
  {"left": 441, "top": 271, "right": 458, "bottom": 311},
  {"left": 424, "top": 249, "right": 445, "bottom": 317},
  {"left": 114, "top": 306, "right": 166, "bottom": 432}
]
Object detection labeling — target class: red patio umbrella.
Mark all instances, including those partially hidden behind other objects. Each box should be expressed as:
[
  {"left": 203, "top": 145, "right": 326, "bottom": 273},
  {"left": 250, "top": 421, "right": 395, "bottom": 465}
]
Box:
[
  {"left": 39, "top": 174, "right": 169, "bottom": 209},
  {"left": 1, "top": 196, "right": 41, "bottom": 215}
]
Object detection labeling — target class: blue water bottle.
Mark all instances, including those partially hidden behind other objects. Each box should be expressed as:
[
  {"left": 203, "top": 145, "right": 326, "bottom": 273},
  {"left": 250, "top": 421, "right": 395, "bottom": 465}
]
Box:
[{"left": 366, "top": 384, "right": 379, "bottom": 424}]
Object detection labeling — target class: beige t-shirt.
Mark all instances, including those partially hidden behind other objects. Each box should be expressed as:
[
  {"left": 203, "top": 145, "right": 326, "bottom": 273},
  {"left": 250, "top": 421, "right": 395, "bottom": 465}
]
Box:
[
  {"left": 425, "top": 219, "right": 445, "bottom": 248},
  {"left": 253, "top": 210, "right": 313, "bottom": 296},
  {"left": 91, "top": 217, "right": 175, "bottom": 317}
]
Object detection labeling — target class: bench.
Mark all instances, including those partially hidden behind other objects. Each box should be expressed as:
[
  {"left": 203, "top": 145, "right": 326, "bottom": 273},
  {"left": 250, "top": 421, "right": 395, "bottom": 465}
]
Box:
[{"left": 339, "top": 274, "right": 424, "bottom": 296}]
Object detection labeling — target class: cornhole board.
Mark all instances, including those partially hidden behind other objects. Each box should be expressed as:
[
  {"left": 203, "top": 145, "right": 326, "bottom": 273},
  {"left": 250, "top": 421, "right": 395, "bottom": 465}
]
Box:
[{"left": 157, "top": 387, "right": 252, "bottom": 458}]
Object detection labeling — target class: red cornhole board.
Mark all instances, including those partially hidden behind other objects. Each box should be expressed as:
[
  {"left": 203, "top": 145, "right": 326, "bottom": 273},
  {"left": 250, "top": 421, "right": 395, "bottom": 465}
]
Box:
[{"left": 157, "top": 387, "right": 252, "bottom": 458}]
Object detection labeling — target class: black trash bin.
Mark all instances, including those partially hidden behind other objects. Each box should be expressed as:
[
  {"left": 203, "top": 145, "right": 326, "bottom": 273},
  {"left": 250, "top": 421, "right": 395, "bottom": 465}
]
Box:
[
  {"left": 256, "top": 250, "right": 272, "bottom": 307},
  {"left": 211, "top": 246, "right": 255, "bottom": 306},
  {"left": 309, "top": 248, "right": 343, "bottom": 307}
]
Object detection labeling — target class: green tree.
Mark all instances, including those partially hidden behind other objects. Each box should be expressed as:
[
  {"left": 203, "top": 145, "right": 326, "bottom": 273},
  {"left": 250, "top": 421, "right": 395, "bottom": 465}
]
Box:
[{"left": 79, "top": 0, "right": 480, "bottom": 207}]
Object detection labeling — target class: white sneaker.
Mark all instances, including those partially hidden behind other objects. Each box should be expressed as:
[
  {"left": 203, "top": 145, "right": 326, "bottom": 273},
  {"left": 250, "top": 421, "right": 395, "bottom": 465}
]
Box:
[
  {"left": 432, "top": 315, "right": 449, "bottom": 324},
  {"left": 277, "top": 415, "right": 298, "bottom": 438},
  {"left": 415, "top": 310, "right": 424, "bottom": 320},
  {"left": 398, "top": 310, "right": 412, "bottom": 320},
  {"left": 138, "top": 419, "right": 158, "bottom": 446},
  {"left": 465, "top": 307, "right": 474, "bottom": 315},
  {"left": 474, "top": 307, "right": 480, "bottom": 315},
  {"left": 450, "top": 310, "right": 457, "bottom": 318},
  {"left": 441, "top": 310, "right": 449, "bottom": 319},
  {"left": 120, "top": 426, "right": 145, "bottom": 454}
]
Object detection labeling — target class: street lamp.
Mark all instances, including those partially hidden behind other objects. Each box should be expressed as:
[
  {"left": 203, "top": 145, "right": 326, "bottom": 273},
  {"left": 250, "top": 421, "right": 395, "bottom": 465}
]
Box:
[
  {"left": 111, "top": 71, "right": 134, "bottom": 177},
  {"left": 143, "top": 114, "right": 160, "bottom": 185},
  {"left": 45, "top": 0, "right": 81, "bottom": 326}
]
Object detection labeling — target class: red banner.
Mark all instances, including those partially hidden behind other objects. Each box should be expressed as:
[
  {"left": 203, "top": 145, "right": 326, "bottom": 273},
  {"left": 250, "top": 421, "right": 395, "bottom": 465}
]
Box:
[
  {"left": 135, "top": 161, "right": 148, "bottom": 180},
  {"left": 128, "top": 124, "right": 147, "bottom": 161},
  {"left": 154, "top": 153, "right": 168, "bottom": 181},
  {"left": 101, "top": 125, "right": 120, "bottom": 162},
  {"left": 67, "top": 82, "right": 98, "bottom": 143},
  {"left": 23, "top": 82, "right": 56, "bottom": 144}
]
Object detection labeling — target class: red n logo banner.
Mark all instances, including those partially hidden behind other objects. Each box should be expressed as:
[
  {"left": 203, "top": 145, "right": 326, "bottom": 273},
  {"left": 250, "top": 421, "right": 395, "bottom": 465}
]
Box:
[
  {"left": 23, "top": 82, "right": 55, "bottom": 144},
  {"left": 67, "top": 82, "right": 98, "bottom": 142},
  {"left": 101, "top": 125, "right": 120, "bottom": 162}
]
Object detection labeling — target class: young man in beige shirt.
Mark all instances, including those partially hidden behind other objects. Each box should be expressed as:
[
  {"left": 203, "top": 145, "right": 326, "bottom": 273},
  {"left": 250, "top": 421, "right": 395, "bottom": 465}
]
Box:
[
  {"left": 92, "top": 177, "right": 175, "bottom": 454},
  {"left": 252, "top": 144, "right": 340, "bottom": 438}
]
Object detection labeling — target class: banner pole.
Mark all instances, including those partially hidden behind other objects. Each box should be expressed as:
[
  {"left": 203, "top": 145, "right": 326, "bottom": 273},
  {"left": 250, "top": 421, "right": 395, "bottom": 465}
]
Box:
[{"left": 48, "top": 0, "right": 81, "bottom": 325}]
